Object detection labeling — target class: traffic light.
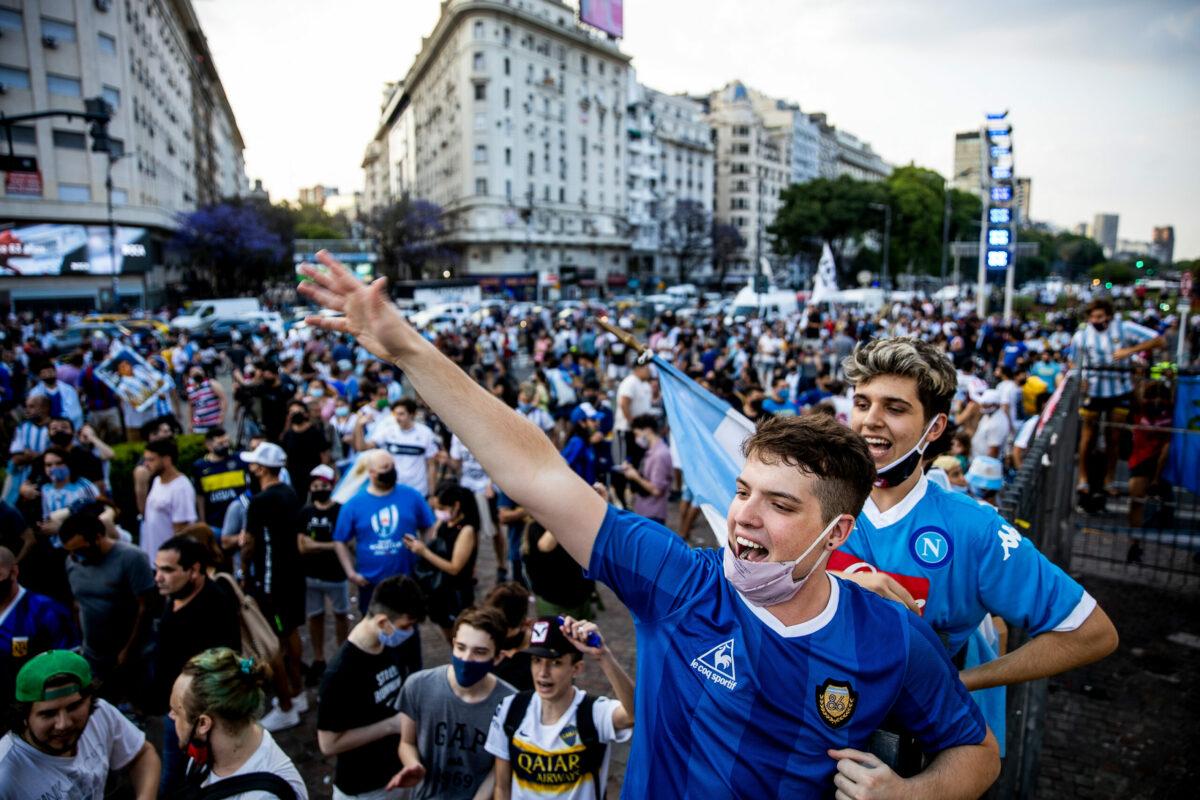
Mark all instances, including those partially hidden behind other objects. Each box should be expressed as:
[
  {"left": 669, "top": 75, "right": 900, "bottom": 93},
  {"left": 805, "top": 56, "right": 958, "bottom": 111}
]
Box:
[{"left": 84, "top": 96, "right": 112, "bottom": 153}]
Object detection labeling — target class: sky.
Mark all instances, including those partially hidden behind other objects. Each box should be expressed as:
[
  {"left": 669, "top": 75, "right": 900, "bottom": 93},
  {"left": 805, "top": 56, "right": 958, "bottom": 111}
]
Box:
[{"left": 193, "top": 0, "right": 1200, "bottom": 259}]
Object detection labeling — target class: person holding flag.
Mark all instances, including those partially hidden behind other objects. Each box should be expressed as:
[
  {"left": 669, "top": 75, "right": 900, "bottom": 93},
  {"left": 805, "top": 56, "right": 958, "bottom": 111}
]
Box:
[{"left": 298, "top": 252, "right": 999, "bottom": 798}]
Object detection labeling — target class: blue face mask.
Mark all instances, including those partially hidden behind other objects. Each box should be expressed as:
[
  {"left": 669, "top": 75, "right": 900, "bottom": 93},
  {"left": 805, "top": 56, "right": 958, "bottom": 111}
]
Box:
[
  {"left": 451, "top": 655, "right": 493, "bottom": 688},
  {"left": 950, "top": 483, "right": 969, "bottom": 494},
  {"left": 49, "top": 466, "right": 70, "bottom": 483},
  {"left": 378, "top": 622, "right": 415, "bottom": 649}
]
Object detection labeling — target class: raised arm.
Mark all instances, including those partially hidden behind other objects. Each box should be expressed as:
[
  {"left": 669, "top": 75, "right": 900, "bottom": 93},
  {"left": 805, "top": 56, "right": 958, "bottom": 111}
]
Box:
[{"left": 299, "top": 254, "right": 607, "bottom": 567}]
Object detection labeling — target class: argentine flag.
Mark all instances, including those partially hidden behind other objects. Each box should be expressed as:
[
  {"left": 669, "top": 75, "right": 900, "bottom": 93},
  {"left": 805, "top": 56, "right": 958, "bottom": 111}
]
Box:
[{"left": 653, "top": 355, "right": 754, "bottom": 547}]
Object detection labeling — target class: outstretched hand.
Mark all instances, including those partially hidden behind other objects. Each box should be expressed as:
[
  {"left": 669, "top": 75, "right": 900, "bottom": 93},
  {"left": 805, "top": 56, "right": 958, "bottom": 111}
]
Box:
[{"left": 297, "top": 250, "right": 414, "bottom": 363}]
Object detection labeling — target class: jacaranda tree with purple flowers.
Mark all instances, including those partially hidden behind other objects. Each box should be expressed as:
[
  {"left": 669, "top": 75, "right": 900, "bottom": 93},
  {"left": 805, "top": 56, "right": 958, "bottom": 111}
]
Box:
[{"left": 171, "top": 202, "right": 288, "bottom": 296}]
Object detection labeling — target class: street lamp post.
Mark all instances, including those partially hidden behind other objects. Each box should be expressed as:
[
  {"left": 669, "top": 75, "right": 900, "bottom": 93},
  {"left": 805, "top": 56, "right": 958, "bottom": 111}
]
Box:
[
  {"left": 869, "top": 202, "right": 891, "bottom": 291},
  {"left": 105, "top": 152, "right": 120, "bottom": 311},
  {"left": 940, "top": 168, "right": 975, "bottom": 286}
]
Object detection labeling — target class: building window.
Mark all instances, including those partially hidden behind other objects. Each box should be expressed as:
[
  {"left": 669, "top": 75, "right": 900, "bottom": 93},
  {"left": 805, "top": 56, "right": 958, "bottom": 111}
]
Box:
[
  {"left": 0, "top": 65, "right": 31, "bottom": 90},
  {"left": 475, "top": 178, "right": 488, "bottom": 195},
  {"left": 473, "top": 52, "right": 485, "bottom": 71},
  {"left": 41, "top": 17, "right": 77, "bottom": 43},
  {"left": 58, "top": 183, "right": 91, "bottom": 203},
  {"left": 52, "top": 130, "right": 87, "bottom": 150},
  {"left": 474, "top": 144, "right": 488, "bottom": 163},
  {"left": 7, "top": 125, "right": 36, "bottom": 145},
  {"left": 97, "top": 32, "right": 117, "bottom": 55},
  {"left": 474, "top": 83, "right": 486, "bottom": 101},
  {"left": 504, "top": 147, "right": 511, "bottom": 166},
  {"left": 504, "top": 87, "right": 510, "bottom": 109},
  {"left": 102, "top": 85, "right": 121, "bottom": 109},
  {"left": 111, "top": 188, "right": 128, "bottom": 205},
  {"left": 504, "top": 57, "right": 510, "bottom": 75},
  {"left": 580, "top": 55, "right": 588, "bottom": 74},
  {"left": 473, "top": 20, "right": 484, "bottom": 39},
  {"left": 108, "top": 137, "right": 125, "bottom": 157},
  {"left": 505, "top": 179, "right": 512, "bottom": 200},
  {"left": 46, "top": 74, "right": 82, "bottom": 97},
  {"left": 0, "top": 9, "right": 23, "bottom": 32}
]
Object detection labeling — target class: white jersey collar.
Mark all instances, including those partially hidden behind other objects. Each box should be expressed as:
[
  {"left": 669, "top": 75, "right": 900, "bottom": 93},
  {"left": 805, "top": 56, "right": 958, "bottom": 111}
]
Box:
[
  {"left": 862, "top": 472, "right": 929, "bottom": 529},
  {"left": 737, "top": 572, "right": 840, "bottom": 638}
]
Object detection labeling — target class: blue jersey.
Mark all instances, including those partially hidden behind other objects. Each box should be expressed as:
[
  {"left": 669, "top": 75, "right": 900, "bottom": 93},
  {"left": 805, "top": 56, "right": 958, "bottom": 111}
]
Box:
[
  {"left": 0, "top": 588, "right": 79, "bottom": 707},
  {"left": 845, "top": 475, "right": 1091, "bottom": 655},
  {"left": 588, "top": 507, "right": 986, "bottom": 798},
  {"left": 334, "top": 486, "right": 434, "bottom": 583}
]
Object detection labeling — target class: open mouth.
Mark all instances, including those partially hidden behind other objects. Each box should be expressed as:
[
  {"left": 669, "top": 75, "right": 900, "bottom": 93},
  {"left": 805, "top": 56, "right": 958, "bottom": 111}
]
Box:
[
  {"left": 862, "top": 435, "right": 893, "bottom": 461},
  {"left": 733, "top": 534, "right": 770, "bottom": 563},
  {"left": 535, "top": 679, "right": 557, "bottom": 693}
]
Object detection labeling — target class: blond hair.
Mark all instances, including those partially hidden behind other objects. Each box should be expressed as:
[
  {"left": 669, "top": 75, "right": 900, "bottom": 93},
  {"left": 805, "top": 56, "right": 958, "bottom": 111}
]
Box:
[{"left": 842, "top": 337, "right": 957, "bottom": 419}]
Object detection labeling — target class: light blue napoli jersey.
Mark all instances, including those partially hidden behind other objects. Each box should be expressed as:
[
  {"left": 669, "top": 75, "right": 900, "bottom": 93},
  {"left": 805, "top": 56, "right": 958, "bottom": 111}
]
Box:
[
  {"left": 588, "top": 507, "right": 986, "bottom": 799},
  {"left": 846, "top": 475, "right": 1092, "bottom": 657}
]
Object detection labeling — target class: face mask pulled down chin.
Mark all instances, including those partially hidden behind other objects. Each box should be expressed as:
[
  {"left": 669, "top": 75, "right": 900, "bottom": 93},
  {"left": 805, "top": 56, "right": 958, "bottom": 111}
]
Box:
[
  {"left": 723, "top": 515, "right": 842, "bottom": 607},
  {"left": 872, "top": 417, "right": 940, "bottom": 489}
]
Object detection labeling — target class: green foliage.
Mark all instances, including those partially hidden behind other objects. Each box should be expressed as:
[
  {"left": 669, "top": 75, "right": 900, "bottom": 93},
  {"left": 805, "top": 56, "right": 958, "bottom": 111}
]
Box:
[
  {"left": 108, "top": 435, "right": 207, "bottom": 528},
  {"left": 286, "top": 202, "right": 350, "bottom": 240},
  {"left": 1089, "top": 261, "right": 1138, "bottom": 285},
  {"left": 769, "top": 176, "right": 887, "bottom": 279},
  {"left": 884, "top": 165, "right": 943, "bottom": 276}
]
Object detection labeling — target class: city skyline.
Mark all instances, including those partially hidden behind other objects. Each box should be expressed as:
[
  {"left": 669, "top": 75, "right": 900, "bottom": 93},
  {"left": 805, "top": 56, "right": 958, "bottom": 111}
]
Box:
[{"left": 194, "top": 0, "right": 1199, "bottom": 260}]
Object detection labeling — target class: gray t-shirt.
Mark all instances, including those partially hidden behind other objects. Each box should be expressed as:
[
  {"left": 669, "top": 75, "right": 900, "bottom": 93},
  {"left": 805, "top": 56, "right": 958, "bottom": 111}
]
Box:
[
  {"left": 0, "top": 698, "right": 145, "bottom": 799},
  {"left": 398, "top": 666, "right": 516, "bottom": 800},
  {"left": 65, "top": 541, "right": 155, "bottom": 666}
]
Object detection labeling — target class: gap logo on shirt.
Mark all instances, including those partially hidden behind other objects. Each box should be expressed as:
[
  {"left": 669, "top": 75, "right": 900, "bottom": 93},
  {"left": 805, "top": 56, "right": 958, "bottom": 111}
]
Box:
[{"left": 691, "top": 639, "right": 738, "bottom": 690}]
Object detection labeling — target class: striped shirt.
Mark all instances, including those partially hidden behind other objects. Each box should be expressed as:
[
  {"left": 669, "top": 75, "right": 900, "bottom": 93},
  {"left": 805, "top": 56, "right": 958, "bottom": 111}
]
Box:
[
  {"left": 1070, "top": 318, "right": 1158, "bottom": 398},
  {"left": 8, "top": 421, "right": 49, "bottom": 458},
  {"left": 42, "top": 478, "right": 100, "bottom": 521},
  {"left": 187, "top": 379, "right": 223, "bottom": 430}
]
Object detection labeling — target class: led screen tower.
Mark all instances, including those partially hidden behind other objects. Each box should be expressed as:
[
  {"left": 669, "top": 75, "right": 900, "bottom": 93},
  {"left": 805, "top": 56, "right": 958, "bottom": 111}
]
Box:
[{"left": 975, "top": 111, "right": 1018, "bottom": 319}]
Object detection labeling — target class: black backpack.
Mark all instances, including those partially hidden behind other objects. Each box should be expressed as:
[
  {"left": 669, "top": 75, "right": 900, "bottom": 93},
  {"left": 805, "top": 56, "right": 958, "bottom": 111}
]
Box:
[
  {"left": 172, "top": 770, "right": 298, "bottom": 800},
  {"left": 502, "top": 690, "right": 608, "bottom": 799}
]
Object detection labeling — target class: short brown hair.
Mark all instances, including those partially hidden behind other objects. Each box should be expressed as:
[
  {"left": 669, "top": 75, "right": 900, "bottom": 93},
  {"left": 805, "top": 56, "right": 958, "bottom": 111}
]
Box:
[
  {"left": 451, "top": 606, "right": 509, "bottom": 653},
  {"left": 484, "top": 582, "right": 532, "bottom": 629},
  {"left": 742, "top": 415, "right": 875, "bottom": 522},
  {"left": 1087, "top": 298, "right": 1114, "bottom": 317},
  {"left": 842, "top": 337, "right": 956, "bottom": 420}
]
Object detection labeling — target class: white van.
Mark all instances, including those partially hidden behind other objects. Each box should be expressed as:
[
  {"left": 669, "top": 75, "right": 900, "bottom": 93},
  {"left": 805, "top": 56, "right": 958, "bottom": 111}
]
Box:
[
  {"left": 171, "top": 298, "right": 261, "bottom": 331},
  {"left": 408, "top": 302, "right": 474, "bottom": 329},
  {"left": 725, "top": 282, "right": 799, "bottom": 323}
]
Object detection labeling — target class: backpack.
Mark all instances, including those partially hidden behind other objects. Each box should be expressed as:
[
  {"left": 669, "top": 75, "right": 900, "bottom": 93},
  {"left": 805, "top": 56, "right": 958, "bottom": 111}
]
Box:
[
  {"left": 503, "top": 690, "right": 607, "bottom": 799},
  {"left": 172, "top": 770, "right": 298, "bottom": 800},
  {"left": 213, "top": 572, "right": 281, "bottom": 666}
]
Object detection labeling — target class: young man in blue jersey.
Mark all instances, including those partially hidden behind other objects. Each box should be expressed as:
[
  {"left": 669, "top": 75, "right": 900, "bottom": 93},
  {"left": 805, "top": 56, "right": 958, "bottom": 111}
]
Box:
[
  {"left": 298, "top": 253, "right": 1000, "bottom": 799},
  {"left": 841, "top": 337, "right": 1118, "bottom": 699}
]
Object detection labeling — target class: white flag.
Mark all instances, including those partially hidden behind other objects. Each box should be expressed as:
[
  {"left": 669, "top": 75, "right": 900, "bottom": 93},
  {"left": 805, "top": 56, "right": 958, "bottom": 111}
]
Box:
[{"left": 810, "top": 242, "right": 838, "bottom": 305}]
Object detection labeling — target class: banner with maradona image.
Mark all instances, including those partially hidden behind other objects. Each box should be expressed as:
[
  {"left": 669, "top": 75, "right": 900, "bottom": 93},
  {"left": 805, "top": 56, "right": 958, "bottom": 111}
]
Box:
[{"left": 94, "top": 346, "right": 172, "bottom": 413}]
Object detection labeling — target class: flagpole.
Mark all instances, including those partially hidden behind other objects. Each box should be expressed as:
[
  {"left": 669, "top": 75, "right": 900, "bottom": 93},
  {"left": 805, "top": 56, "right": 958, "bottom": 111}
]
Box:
[{"left": 595, "top": 315, "right": 649, "bottom": 359}]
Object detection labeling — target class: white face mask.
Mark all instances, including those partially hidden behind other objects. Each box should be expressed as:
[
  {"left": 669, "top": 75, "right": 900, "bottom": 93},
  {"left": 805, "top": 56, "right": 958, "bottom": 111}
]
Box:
[{"left": 723, "top": 515, "right": 843, "bottom": 607}]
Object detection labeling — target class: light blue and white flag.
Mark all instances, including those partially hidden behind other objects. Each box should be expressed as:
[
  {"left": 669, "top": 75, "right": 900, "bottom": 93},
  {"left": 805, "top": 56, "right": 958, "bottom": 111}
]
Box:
[
  {"left": 653, "top": 355, "right": 754, "bottom": 547},
  {"left": 331, "top": 448, "right": 381, "bottom": 505}
]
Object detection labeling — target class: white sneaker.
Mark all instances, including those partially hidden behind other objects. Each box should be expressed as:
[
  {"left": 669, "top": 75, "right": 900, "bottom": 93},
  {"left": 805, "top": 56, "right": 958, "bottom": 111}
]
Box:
[
  {"left": 290, "top": 691, "right": 309, "bottom": 715},
  {"left": 260, "top": 702, "right": 300, "bottom": 732}
]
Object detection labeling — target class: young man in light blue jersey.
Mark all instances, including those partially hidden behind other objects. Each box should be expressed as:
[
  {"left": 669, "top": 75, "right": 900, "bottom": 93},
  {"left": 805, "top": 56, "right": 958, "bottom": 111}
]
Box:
[
  {"left": 840, "top": 337, "right": 1118, "bottom": 733},
  {"left": 298, "top": 253, "right": 999, "bottom": 799}
]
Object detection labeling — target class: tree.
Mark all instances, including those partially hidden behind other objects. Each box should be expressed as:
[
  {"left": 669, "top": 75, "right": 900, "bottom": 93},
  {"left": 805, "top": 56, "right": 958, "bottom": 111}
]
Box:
[
  {"left": 1090, "top": 261, "right": 1138, "bottom": 285},
  {"left": 662, "top": 200, "right": 711, "bottom": 283},
  {"left": 285, "top": 201, "right": 350, "bottom": 241},
  {"left": 769, "top": 176, "right": 887, "bottom": 282},
  {"left": 884, "top": 165, "right": 944, "bottom": 277},
  {"left": 170, "top": 203, "right": 287, "bottom": 296},
  {"left": 367, "top": 195, "right": 455, "bottom": 280},
  {"left": 711, "top": 222, "right": 746, "bottom": 288}
]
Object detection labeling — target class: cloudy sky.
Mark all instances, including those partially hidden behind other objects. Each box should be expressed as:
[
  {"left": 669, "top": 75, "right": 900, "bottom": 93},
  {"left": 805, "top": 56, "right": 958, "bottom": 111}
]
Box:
[{"left": 194, "top": 0, "right": 1200, "bottom": 258}]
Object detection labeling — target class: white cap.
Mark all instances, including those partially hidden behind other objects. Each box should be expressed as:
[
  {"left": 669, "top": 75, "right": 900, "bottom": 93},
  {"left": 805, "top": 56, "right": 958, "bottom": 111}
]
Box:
[
  {"left": 239, "top": 442, "right": 287, "bottom": 468},
  {"left": 980, "top": 389, "right": 1001, "bottom": 406},
  {"left": 309, "top": 464, "right": 336, "bottom": 483},
  {"left": 967, "top": 455, "right": 1004, "bottom": 491}
]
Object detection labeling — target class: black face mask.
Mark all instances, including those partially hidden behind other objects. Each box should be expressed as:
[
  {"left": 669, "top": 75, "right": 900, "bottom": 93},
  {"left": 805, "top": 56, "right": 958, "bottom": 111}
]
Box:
[
  {"left": 290, "top": 412, "right": 308, "bottom": 426},
  {"left": 212, "top": 445, "right": 230, "bottom": 458},
  {"left": 872, "top": 417, "right": 941, "bottom": 489},
  {"left": 311, "top": 489, "right": 332, "bottom": 503},
  {"left": 49, "top": 431, "right": 73, "bottom": 447},
  {"left": 375, "top": 468, "right": 397, "bottom": 489},
  {"left": 0, "top": 573, "right": 13, "bottom": 599},
  {"left": 1092, "top": 321, "right": 1110, "bottom": 333}
]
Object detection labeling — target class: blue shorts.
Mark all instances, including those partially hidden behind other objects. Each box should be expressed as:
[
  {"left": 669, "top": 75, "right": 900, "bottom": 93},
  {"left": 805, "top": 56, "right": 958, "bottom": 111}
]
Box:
[{"left": 306, "top": 577, "right": 351, "bottom": 618}]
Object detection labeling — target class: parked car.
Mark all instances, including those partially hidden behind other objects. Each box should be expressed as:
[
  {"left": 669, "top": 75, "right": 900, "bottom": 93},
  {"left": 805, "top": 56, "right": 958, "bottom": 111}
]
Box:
[
  {"left": 193, "top": 317, "right": 259, "bottom": 350},
  {"left": 45, "top": 323, "right": 130, "bottom": 357}
]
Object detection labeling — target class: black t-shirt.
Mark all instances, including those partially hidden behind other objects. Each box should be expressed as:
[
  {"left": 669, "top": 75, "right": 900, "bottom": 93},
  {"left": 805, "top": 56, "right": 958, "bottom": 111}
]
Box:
[
  {"left": 191, "top": 455, "right": 249, "bottom": 528},
  {"left": 280, "top": 424, "right": 328, "bottom": 496},
  {"left": 524, "top": 524, "right": 594, "bottom": 608},
  {"left": 299, "top": 502, "right": 344, "bottom": 582},
  {"left": 151, "top": 578, "right": 241, "bottom": 712},
  {"left": 65, "top": 447, "right": 104, "bottom": 486},
  {"left": 494, "top": 650, "right": 534, "bottom": 692},
  {"left": 317, "top": 637, "right": 422, "bottom": 795},
  {"left": 245, "top": 483, "right": 303, "bottom": 602}
]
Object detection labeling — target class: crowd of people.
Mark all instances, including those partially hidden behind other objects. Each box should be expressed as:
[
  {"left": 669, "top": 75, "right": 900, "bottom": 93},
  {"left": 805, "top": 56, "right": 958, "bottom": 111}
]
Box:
[{"left": 0, "top": 256, "right": 1178, "bottom": 797}]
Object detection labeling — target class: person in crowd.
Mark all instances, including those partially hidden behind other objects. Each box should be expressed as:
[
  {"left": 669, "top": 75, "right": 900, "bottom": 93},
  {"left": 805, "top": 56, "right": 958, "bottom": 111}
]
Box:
[
  {"left": 406, "top": 481, "right": 481, "bottom": 641},
  {"left": 560, "top": 404, "right": 602, "bottom": 484},
  {"left": 59, "top": 510, "right": 156, "bottom": 702},
  {"left": 299, "top": 464, "right": 349, "bottom": 682},
  {"left": 4, "top": 395, "right": 50, "bottom": 506},
  {"left": 152, "top": 534, "right": 242, "bottom": 794},
  {"left": 39, "top": 446, "right": 101, "bottom": 525},
  {"left": 29, "top": 359, "right": 84, "bottom": 432},
  {"left": 132, "top": 416, "right": 177, "bottom": 517},
  {"left": 485, "top": 582, "right": 536, "bottom": 692},
  {"left": 46, "top": 416, "right": 111, "bottom": 491},
  {"left": 448, "top": 431, "right": 505, "bottom": 583},
  {"left": 334, "top": 450, "right": 436, "bottom": 613},
  {"left": 357, "top": 397, "right": 441, "bottom": 496},
  {"left": 240, "top": 441, "right": 308, "bottom": 731},
  {"left": 970, "top": 389, "right": 1012, "bottom": 460},
  {"left": 141, "top": 436, "right": 199, "bottom": 559},
  {"left": 0, "top": 546, "right": 78, "bottom": 713},
  {"left": 0, "top": 650, "right": 160, "bottom": 799},
  {"left": 612, "top": 361, "right": 654, "bottom": 475},
  {"left": 1070, "top": 298, "right": 1165, "bottom": 496},
  {"left": 186, "top": 364, "right": 228, "bottom": 434},
  {"left": 517, "top": 381, "right": 555, "bottom": 433},
  {"left": 931, "top": 454, "right": 970, "bottom": 493},
  {"left": 300, "top": 255, "right": 1000, "bottom": 797},
  {"left": 1127, "top": 380, "right": 1173, "bottom": 531},
  {"left": 965, "top": 456, "right": 1005, "bottom": 506},
  {"left": 244, "top": 359, "right": 295, "bottom": 443},
  {"left": 281, "top": 399, "right": 332, "bottom": 503},
  {"left": 79, "top": 355, "right": 123, "bottom": 443},
  {"left": 192, "top": 426, "right": 250, "bottom": 545},
  {"left": 486, "top": 616, "right": 634, "bottom": 799},
  {"left": 168, "top": 647, "right": 308, "bottom": 798},
  {"left": 390, "top": 606, "right": 517, "bottom": 799},
  {"left": 316, "top": 575, "right": 426, "bottom": 800},
  {"left": 619, "top": 414, "right": 673, "bottom": 525}
]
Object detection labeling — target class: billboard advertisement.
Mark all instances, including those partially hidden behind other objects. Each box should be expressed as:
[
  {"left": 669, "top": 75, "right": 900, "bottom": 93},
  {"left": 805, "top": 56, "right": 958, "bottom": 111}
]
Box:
[
  {"left": 0, "top": 223, "right": 153, "bottom": 277},
  {"left": 580, "top": 0, "right": 623, "bottom": 38}
]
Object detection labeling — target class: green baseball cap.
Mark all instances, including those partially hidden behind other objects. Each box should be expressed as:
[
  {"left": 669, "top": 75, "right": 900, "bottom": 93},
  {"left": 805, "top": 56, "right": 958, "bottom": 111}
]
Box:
[{"left": 15, "top": 650, "right": 92, "bottom": 702}]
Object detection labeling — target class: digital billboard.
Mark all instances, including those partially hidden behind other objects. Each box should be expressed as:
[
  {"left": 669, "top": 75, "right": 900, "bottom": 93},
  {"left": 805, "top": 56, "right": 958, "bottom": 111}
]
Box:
[
  {"left": 0, "top": 223, "right": 152, "bottom": 277},
  {"left": 580, "top": 0, "right": 624, "bottom": 38}
]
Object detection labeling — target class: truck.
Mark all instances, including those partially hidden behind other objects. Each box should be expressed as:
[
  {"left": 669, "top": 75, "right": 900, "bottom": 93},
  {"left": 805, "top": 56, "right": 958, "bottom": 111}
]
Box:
[{"left": 170, "top": 298, "right": 262, "bottom": 332}]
